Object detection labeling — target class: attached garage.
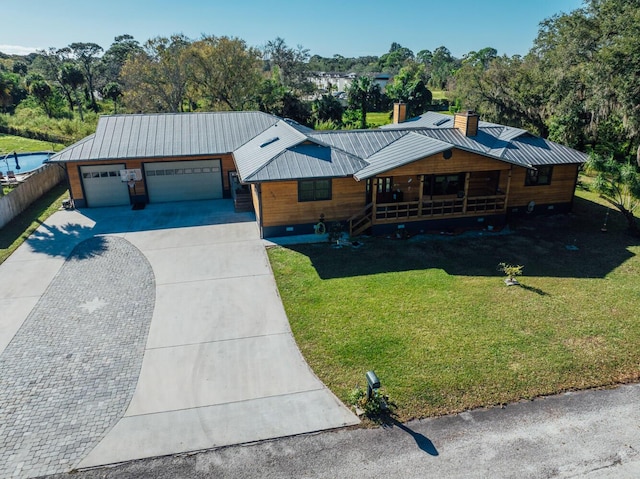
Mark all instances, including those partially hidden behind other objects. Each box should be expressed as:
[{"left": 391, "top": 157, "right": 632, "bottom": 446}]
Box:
[
  {"left": 80, "top": 164, "right": 130, "bottom": 208},
  {"left": 145, "top": 159, "right": 223, "bottom": 203}
]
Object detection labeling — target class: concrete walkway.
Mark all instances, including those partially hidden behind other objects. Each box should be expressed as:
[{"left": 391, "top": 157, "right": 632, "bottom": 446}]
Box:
[{"left": 0, "top": 200, "right": 357, "bottom": 478}]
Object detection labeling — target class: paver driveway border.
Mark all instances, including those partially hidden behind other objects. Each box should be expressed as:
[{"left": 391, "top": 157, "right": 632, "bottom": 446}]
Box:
[{"left": 0, "top": 199, "right": 358, "bottom": 476}]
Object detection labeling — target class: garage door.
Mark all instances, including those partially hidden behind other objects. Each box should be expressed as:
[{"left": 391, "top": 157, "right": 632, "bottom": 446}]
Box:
[
  {"left": 145, "top": 160, "right": 223, "bottom": 203},
  {"left": 80, "top": 164, "right": 130, "bottom": 207}
]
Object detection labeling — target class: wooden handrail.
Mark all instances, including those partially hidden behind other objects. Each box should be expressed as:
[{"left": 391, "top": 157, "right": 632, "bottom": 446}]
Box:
[{"left": 347, "top": 202, "right": 373, "bottom": 222}]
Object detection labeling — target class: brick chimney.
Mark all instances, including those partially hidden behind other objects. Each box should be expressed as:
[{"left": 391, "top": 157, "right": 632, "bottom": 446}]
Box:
[
  {"left": 393, "top": 102, "right": 407, "bottom": 124},
  {"left": 454, "top": 110, "right": 479, "bottom": 136}
]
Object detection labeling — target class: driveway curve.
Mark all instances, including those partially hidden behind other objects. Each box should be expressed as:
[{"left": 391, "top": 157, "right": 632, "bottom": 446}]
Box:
[
  {"left": 0, "top": 200, "right": 357, "bottom": 477},
  {"left": 0, "top": 236, "right": 155, "bottom": 479}
]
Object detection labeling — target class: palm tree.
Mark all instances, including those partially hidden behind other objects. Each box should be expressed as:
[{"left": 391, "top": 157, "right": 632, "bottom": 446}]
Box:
[{"left": 347, "top": 76, "right": 379, "bottom": 129}]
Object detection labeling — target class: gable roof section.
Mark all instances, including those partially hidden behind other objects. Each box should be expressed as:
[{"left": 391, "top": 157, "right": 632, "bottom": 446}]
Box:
[
  {"left": 233, "top": 120, "right": 309, "bottom": 181},
  {"left": 245, "top": 144, "right": 368, "bottom": 182},
  {"left": 50, "top": 134, "right": 96, "bottom": 162},
  {"left": 354, "top": 133, "right": 452, "bottom": 180},
  {"left": 50, "top": 111, "right": 279, "bottom": 162},
  {"left": 381, "top": 111, "right": 586, "bottom": 167}
]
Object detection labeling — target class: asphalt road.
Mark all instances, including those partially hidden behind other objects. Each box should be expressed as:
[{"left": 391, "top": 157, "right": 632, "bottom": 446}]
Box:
[{"left": 46, "top": 383, "right": 640, "bottom": 479}]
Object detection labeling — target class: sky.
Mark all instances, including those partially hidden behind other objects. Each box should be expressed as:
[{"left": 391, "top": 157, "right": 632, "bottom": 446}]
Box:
[{"left": 1, "top": 0, "right": 585, "bottom": 59}]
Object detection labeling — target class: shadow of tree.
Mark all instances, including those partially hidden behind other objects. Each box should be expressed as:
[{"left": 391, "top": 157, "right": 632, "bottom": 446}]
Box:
[
  {"left": 382, "top": 416, "right": 439, "bottom": 456},
  {"left": 518, "top": 284, "right": 549, "bottom": 296},
  {"left": 25, "top": 221, "right": 106, "bottom": 259}
]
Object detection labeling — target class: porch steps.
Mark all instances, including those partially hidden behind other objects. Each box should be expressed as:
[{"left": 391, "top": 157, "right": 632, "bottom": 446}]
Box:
[
  {"left": 348, "top": 203, "right": 373, "bottom": 237},
  {"left": 234, "top": 191, "right": 253, "bottom": 212}
]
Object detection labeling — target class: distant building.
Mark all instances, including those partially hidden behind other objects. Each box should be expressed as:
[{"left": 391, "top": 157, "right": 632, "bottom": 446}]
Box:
[{"left": 308, "top": 72, "right": 393, "bottom": 97}]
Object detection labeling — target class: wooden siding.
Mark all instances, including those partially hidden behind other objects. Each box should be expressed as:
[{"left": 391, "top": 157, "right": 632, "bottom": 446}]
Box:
[
  {"left": 66, "top": 153, "right": 235, "bottom": 201},
  {"left": 389, "top": 149, "right": 510, "bottom": 177},
  {"left": 260, "top": 178, "right": 366, "bottom": 227},
  {"left": 508, "top": 164, "right": 579, "bottom": 207},
  {"left": 251, "top": 184, "right": 261, "bottom": 224}
]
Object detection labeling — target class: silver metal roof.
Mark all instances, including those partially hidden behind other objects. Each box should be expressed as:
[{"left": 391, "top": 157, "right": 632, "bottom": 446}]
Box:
[
  {"left": 354, "top": 133, "right": 452, "bottom": 180},
  {"left": 50, "top": 111, "right": 279, "bottom": 162},
  {"left": 246, "top": 144, "right": 368, "bottom": 182},
  {"left": 308, "top": 130, "right": 407, "bottom": 158},
  {"left": 51, "top": 110, "right": 586, "bottom": 185},
  {"left": 503, "top": 134, "right": 588, "bottom": 167},
  {"left": 232, "top": 120, "right": 308, "bottom": 181}
]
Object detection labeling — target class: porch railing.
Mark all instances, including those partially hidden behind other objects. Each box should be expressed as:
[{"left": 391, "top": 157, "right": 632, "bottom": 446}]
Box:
[{"left": 374, "top": 194, "right": 506, "bottom": 222}]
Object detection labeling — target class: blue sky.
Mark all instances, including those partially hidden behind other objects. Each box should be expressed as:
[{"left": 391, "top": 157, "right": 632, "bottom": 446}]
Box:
[{"left": 2, "top": 0, "right": 584, "bottom": 58}]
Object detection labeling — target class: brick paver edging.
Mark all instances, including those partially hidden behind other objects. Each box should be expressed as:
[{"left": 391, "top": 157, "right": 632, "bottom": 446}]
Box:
[{"left": 0, "top": 236, "right": 156, "bottom": 478}]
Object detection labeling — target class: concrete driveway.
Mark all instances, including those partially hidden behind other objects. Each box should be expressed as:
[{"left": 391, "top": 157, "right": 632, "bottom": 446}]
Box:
[{"left": 0, "top": 200, "right": 358, "bottom": 478}]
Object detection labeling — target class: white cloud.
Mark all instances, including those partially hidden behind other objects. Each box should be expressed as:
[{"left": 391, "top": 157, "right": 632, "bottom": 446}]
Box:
[{"left": 0, "top": 44, "right": 41, "bottom": 55}]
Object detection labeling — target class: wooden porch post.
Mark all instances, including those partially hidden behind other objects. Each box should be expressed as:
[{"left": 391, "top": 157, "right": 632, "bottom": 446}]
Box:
[
  {"left": 371, "top": 177, "right": 378, "bottom": 225},
  {"left": 504, "top": 166, "right": 512, "bottom": 211},
  {"left": 418, "top": 175, "right": 424, "bottom": 216},
  {"left": 463, "top": 172, "right": 470, "bottom": 213}
]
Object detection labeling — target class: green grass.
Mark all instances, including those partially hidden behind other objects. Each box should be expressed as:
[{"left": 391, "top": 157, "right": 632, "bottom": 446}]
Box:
[
  {"left": 268, "top": 187, "right": 640, "bottom": 421},
  {"left": 366, "top": 112, "right": 392, "bottom": 128},
  {"left": 0, "top": 183, "right": 69, "bottom": 264},
  {"left": 431, "top": 89, "right": 448, "bottom": 101},
  {"left": 0, "top": 133, "right": 66, "bottom": 155}
]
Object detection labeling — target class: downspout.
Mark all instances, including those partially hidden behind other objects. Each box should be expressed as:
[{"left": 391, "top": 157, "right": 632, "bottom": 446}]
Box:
[
  {"left": 371, "top": 178, "right": 378, "bottom": 225},
  {"left": 257, "top": 184, "right": 264, "bottom": 239},
  {"left": 463, "top": 172, "right": 470, "bottom": 214},
  {"left": 418, "top": 175, "right": 424, "bottom": 216},
  {"left": 54, "top": 162, "right": 73, "bottom": 202}
]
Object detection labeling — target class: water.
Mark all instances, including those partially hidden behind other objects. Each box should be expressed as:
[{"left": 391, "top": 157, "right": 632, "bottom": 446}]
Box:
[{"left": 1, "top": 152, "right": 52, "bottom": 176}]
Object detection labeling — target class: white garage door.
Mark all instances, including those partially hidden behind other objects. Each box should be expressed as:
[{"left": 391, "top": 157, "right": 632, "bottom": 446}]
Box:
[
  {"left": 145, "top": 160, "right": 223, "bottom": 203},
  {"left": 80, "top": 164, "right": 130, "bottom": 208}
]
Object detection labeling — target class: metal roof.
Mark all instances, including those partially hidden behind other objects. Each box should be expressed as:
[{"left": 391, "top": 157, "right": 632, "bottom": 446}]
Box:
[
  {"left": 503, "top": 134, "right": 588, "bottom": 167},
  {"left": 232, "top": 120, "right": 309, "bottom": 181},
  {"left": 245, "top": 144, "right": 368, "bottom": 182},
  {"left": 50, "top": 111, "right": 279, "bottom": 162},
  {"left": 308, "top": 130, "right": 407, "bottom": 158},
  {"left": 50, "top": 109, "right": 587, "bottom": 185},
  {"left": 354, "top": 133, "right": 452, "bottom": 180}
]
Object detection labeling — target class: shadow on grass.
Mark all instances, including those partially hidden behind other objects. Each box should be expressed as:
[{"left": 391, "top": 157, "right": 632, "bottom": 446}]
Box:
[
  {"left": 518, "top": 284, "right": 549, "bottom": 296},
  {"left": 283, "top": 196, "right": 640, "bottom": 280},
  {"left": 381, "top": 416, "right": 439, "bottom": 456},
  {"left": 0, "top": 183, "right": 68, "bottom": 251}
]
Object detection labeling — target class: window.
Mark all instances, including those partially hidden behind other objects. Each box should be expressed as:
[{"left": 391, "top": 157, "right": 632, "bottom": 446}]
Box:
[
  {"left": 525, "top": 166, "right": 553, "bottom": 186},
  {"left": 423, "top": 173, "right": 465, "bottom": 197},
  {"left": 298, "top": 179, "right": 332, "bottom": 202}
]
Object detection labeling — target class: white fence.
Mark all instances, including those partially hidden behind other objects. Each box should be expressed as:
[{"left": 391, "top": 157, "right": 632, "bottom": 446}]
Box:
[{"left": 0, "top": 164, "right": 67, "bottom": 229}]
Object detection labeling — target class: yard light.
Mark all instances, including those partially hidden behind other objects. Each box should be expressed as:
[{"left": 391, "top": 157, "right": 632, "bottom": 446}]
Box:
[{"left": 366, "top": 370, "right": 380, "bottom": 400}]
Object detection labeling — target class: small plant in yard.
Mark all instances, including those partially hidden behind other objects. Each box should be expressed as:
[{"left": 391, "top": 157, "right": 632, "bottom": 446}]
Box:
[
  {"left": 347, "top": 386, "right": 394, "bottom": 419},
  {"left": 328, "top": 221, "right": 344, "bottom": 244},
  {"left": 498, "top": 262, "right": 524, "bottom": 286}
]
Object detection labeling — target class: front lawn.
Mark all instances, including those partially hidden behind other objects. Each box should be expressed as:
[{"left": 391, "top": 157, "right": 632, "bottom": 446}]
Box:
[{"left": 268, "top": 188, "right": 640, "bottom": 421}]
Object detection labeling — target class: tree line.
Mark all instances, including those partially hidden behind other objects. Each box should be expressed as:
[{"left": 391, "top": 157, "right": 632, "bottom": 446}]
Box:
[
  {"left": 0, "top": 34, "right": 464, "bottom": 134},
  {"left": 0, "top": 0, "right": 638, "bottom": 162}
]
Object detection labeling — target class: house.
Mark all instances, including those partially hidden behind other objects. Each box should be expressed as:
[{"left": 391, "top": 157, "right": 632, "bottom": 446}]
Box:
[{"left": 50, "top": 105, "right": 587, "bottom": 238}]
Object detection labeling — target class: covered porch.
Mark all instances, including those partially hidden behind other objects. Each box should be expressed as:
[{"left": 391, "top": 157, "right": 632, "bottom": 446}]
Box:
[{"left": 350, "top": 168, "right": 511, "bottom": 236}]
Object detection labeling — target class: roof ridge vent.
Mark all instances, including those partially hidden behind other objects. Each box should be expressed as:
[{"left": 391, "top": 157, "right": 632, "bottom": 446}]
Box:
[{"left": 260, "top": 137, "right": 280, "bottom": 148}]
